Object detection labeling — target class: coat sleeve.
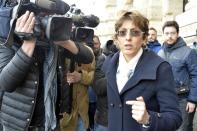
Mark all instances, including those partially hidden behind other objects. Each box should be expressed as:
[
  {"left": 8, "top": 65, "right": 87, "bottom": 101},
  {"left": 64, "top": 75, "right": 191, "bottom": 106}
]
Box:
[
  {"left": 148, "top": 62, "right": 182, "bottom": 131},
  {"left": 0, "top": 46, "right": 33, "bottom": 92},
  {"left": 93, "top": 55, "right": 107, "bottom": 96},
  {"left": 79, "top": 57, "right": 95, "bottom": 86},
  {"left": 63, "top": 42, "right": 94, "bottom": 64},
  {"left": 186, "top": 49, "right": 197, "bottom": 103}
]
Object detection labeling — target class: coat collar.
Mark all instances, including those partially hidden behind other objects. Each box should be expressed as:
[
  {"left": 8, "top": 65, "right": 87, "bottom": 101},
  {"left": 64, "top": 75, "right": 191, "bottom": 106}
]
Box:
[{"left": 106, "top": 49, "right": 164, "bottom": 95}]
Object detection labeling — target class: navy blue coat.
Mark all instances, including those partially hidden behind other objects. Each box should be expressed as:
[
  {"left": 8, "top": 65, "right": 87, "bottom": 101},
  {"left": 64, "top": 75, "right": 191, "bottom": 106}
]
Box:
[{"left": 102, "top": 49, "right": 182, "bottom": 131}]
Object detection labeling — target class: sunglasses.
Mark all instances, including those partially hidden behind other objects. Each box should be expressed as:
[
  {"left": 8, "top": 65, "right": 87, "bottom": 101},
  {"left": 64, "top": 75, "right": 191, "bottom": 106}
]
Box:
[
  {"left": 163, "top": 32, "right": 177, "bottom": 36},
  {"left": 117, "top": 29, "right": 144, "bottom": 37}
]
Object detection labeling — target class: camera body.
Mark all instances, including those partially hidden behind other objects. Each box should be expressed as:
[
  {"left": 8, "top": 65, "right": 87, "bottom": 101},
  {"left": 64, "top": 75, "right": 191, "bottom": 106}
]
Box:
[
  {"left": 14, "top": 0, "right": 99, "bottom": 43},
  {"left": 15, "top": 0, "right": 73, "bottom": 41},
  {"left": 67, "top": 4, "right": 99, "bottom": 45}
]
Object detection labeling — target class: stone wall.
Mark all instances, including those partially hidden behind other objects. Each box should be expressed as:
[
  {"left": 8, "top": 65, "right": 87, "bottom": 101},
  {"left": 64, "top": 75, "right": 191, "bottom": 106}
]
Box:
[
  {"left": 71, "top": 0, "right": 197, "bottom": 46},
  {"left": 176, "top": 0, "right": 197, "bottom": 46}
]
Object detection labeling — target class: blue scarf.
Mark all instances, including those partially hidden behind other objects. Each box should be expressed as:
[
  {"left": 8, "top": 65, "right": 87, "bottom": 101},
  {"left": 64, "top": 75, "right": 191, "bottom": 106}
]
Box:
[{"left": 43, "top": 42, "right": 58, "bottom": 131}]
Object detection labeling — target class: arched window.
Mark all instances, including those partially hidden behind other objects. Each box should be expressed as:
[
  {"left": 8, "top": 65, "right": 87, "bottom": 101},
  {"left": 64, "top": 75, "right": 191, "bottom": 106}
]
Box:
[{"left": 183, "top": 0, "right": 188, "bottom": 12}]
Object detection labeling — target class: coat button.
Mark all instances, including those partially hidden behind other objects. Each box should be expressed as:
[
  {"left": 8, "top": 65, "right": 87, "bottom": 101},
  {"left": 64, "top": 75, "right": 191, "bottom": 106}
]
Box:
[
  {"left": 157, "top": 113, "right": 161, "bottom": 118},
  {"left": 110, "top": 103, "right": 114, "bottom": 107},
  {"left": 34, "top": 62, "right": 38, "bottom": 66},
  {"left": 31, "top": 100, "right": 34, "bottom": 104},
  {"left": 27, "top": 118, "right": 30, "bottom": 122},
  {"left": 118, "top": 104, "right": 122, "bottom": 108},
  {"left": 59, "top": 66, "right": 62, "bottom": 69},
  {"left": 34, "top": 81, "right": 38, "bottom": 85}
]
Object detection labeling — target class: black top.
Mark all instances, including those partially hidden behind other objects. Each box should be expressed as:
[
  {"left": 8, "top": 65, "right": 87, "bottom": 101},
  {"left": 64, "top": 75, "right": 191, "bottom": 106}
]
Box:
[{"left": 30, "top": 46, "right": 45, "bottom": 127}]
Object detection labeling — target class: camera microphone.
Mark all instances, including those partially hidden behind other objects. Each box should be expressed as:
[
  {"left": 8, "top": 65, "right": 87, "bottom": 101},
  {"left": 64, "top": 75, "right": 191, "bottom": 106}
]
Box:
[
  {"left": 29, "top": 0, "right": 70, "bottom": 14},
  {"left": 83, "top": 15, "right": 100, "bottom": 28},
  {"left": 71, "top": 14, "right": 100, "bottom": 28}
]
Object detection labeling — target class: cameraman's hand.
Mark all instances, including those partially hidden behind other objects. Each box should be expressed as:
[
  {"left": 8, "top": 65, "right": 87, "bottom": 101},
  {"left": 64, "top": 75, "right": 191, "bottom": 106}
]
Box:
[
  {"left": 67, "top": 71, "right": 82, "bottom": 84},
  {"left": 54, "top": 40, "right": 79, "bottom": 54},
  {"left": 15, "top": 11, "right": 36, "bottom": 57}
]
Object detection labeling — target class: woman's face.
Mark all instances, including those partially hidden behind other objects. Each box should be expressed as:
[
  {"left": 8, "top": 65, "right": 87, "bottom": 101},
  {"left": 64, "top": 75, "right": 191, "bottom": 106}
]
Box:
[{"left": 116, "top": 20, "right": 145, "bottom": 61}]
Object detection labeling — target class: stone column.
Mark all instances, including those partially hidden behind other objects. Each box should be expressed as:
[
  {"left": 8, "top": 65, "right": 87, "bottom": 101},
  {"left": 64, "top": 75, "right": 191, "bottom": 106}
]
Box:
[
  {"left": 133, "top": 0, "right": 148, "bottom": 16},
  {"left": 162, "top": 0, "right": 174, "bottom": 21},
  {"left": 106, "top": 0, "right": 117, "bottom": 20},
  {"left": 147, "top": 0, "right": 162, "bottom": 21},
  {"left": 162, "top": 0, "right": 183, "bottom": 21},
  {"left": 147, "top": 0, "right": 163, "bottom": 41},
  {"left": 95, "top": 0, "right": 117, "bottom": 45},
  {"left": 116, "top": 0, "right": 133, "bottom": 11}
]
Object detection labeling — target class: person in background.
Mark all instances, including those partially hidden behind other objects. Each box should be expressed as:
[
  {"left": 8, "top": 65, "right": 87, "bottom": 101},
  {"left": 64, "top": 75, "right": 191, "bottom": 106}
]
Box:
[
  {"left": 60, "top": 44, "right": 95, "bottom": 131},
  {"left": 87, "top": 35, "right": 102, "bottom": 131},
  {"left": 101, "top": 10, "right": 182, "bottom": 131},
  {"left": 158, "top": 20, "right": 197, "bottom": 131},
  {"left": 146, "top": 27, "right": 161, "bottom": 53},
  {"left": 93, "top": 39, "right": 119, "bottom": 131},
  {"left": 102, "top": 40, "right": 119, "bottom": 56},
  {"left": 190, "top": 30, "right": 197, "bottom": 131}
]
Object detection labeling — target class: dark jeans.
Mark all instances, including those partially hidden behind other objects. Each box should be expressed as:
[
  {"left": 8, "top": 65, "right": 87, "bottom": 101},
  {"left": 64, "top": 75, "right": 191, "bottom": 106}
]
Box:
[
  {"left": 88, "top": 102, "right": 97, "bottom": 130},
  {"left": 0, "top": 124, "right": 2, "bottom": 131},
  {"left": 188, "top": 107, "right": 196, "bottom": 131},
  {"left": 94, "top": 123, "right": 108, "bottom": 131},
  {"left": 177, "top": 98, "right": 196, "bottom": 131},
  {"left": 28, "top": 126, "right": 45, "bottom": 131},
  {"left": 28, "top": 125, "right": 60, "bottom": 131}
]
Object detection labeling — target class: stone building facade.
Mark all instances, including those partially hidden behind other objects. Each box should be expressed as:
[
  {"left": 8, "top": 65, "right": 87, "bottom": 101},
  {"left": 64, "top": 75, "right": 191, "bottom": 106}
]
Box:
[{"left": 93, "top": 0, "right": 197, "bottom": 46}]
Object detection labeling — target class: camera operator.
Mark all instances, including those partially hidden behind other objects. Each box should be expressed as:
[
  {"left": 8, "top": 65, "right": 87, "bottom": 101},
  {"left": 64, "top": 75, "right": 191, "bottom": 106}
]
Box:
[{"left": 0, "top": 10, "right": 93, "bottom": 131}]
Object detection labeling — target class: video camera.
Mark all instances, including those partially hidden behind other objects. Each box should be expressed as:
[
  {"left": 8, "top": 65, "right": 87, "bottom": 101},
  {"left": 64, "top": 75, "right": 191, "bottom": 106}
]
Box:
[
  {"left": 15, "top": 0, "right": 100, "bottom": 43},
  {"left": 67, "top": 4, "right": 99, "bottom": 45}
]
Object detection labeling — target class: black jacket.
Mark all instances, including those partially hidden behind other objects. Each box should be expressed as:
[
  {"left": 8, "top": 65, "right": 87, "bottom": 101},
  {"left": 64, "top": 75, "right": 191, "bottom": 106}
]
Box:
[
  {"left": 0, "top": 42, "right": 93, "bottom": 131},
  {"left": 93, "top": 54, "right": 108, "bottom": 126}
]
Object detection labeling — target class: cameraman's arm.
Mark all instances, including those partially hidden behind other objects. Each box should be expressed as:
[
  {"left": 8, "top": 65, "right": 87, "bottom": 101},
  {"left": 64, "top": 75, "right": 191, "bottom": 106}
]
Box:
[
  {"left": 16, "top": 11, "right": 36, "bottom": 57},
  {"left": 55, "top": 40, "right": 78, "bottom": 54},
  {"left": 0, "top": 11, "right": 35, "bottom": 92},
  {"left": 55, "top": 41, "right": 94, "bottom": 64}
]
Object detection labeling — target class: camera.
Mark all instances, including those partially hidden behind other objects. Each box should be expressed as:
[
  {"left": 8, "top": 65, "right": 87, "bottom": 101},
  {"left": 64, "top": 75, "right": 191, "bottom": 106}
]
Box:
[
  {"left": 15, "top": 0, "right": 72, "bottom": 41},
  {"left": 15, "top": 0, "right": 100, "bottom": 43},
  {"left": 66, "top": 4, "right": 99, "bottom": 45}
]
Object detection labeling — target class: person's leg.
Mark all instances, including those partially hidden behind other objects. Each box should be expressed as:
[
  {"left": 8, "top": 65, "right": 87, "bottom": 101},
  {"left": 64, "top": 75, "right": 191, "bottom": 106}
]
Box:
[
  {"left": 88, "top": 102, "right": 97, "bottom": 130},
  {"left": 0, "top": 124, "right": 3, "bottom": 131},
  {"left": 28, "top": 126, "right": 45, "bottom": 131},
  {"left": 187, "top": 107, "right": 196, "bottom": 131},
  {"left": 94, "top": 123, "right": 108, "bottom": 131},
  {"left": 177, "top": 98, "right": 189, "bottom": 131},
  {"left": 77, "top": 116, "right": 87, "bottom": 131}
]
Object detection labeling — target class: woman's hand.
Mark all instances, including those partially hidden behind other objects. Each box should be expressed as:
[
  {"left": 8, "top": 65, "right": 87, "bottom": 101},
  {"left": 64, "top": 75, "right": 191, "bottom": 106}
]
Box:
[{"left": 126, "top": 96, "right": 150, "bottom": 125}]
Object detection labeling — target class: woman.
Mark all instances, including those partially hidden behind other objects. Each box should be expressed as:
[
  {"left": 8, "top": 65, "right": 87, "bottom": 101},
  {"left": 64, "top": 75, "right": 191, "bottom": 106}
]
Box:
[{"left": 102, "top": 10, "right": 182, "bottom": 131}]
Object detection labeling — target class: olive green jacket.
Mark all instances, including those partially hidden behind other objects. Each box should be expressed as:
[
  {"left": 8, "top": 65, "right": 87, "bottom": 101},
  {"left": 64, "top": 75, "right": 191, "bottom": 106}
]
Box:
[{"left": 60, "top": 57, "right": 95, "bottom": 131}]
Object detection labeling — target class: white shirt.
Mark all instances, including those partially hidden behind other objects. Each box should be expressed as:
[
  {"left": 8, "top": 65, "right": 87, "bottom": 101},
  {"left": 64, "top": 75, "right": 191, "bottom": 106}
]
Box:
[{"left": 116, "top": 48, "right": 143, "bottom": 93}]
